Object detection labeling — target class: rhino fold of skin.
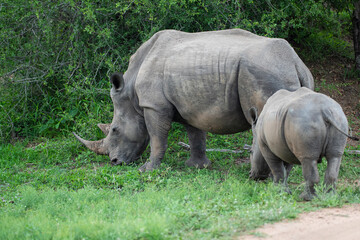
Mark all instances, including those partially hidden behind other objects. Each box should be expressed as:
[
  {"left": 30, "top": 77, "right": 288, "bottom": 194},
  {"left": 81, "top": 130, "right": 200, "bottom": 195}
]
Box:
[
  {"left": 73, "top": 29, "right": 314, "bottom": 172},
  {"left": 250, "top": 87, "right": 350, "bottom": 201}
]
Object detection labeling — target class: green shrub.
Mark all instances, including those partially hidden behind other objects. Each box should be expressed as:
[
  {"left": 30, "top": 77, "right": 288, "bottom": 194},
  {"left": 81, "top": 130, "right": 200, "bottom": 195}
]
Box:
[{"left": 0, "top": 0, "right": 353, "bottom": 143}]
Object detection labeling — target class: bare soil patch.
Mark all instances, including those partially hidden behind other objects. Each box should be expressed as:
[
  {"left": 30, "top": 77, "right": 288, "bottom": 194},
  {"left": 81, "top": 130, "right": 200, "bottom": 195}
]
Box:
[
  {"left": 239, "top": 204, "right": 360, "bottom": 240},
  {"left": 307, "top": 57, "right": 360, "bottom": 146}
]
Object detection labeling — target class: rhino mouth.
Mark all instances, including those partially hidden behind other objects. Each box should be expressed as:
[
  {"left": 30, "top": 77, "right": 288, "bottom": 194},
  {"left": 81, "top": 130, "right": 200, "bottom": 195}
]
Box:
[
  {"left": 111, "top": 158, "right": 124, "bottom": 166},
  {"left": 110, "top": 155, "right": 141, "bottom": 166}
]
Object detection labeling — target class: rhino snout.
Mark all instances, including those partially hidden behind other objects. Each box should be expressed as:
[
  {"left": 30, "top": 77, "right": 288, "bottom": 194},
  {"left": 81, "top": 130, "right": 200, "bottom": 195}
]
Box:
[{"left": 111, "top": 158, "right": 124, "bottom": 166}]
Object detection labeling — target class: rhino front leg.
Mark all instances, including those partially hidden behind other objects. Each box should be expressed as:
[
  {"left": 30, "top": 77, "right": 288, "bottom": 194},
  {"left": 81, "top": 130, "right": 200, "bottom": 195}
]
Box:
[
  {"left": 260, "top": 143, "right": 290, "bottom": 193},
  {"left": 139, "top": 109, "right": 173, "bottom": 172},
  {"left": 250, "top": 141, "right": 271, "bottom": 180},
  {"left": 300, "top": 159, "right": 320, "bottom": 201},
  {"left": 184, "top": 124, "right": 211, "bottom": 168},
  {"left": 284, "top": 162, "right": 294, "bottom": 179}
]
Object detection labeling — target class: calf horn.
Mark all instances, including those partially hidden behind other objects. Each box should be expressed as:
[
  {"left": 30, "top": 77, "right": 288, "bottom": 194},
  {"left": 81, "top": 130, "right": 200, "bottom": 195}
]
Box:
[{"left": 73, "top": 132, "right": 109, "bottom": 155}]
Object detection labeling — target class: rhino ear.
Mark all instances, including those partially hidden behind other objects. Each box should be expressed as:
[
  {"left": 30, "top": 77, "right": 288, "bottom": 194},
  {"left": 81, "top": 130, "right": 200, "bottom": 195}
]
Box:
[
  {"left": 249, "top": 107, "right": 258, "bottom": 126},
  {"left": 110, "top": 73, "right": 124, "bottom": 91}
]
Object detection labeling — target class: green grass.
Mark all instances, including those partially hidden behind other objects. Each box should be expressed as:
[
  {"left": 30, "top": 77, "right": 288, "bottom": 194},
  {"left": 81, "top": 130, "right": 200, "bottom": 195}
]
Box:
[{"left": 0, "top": 123, "right": 359, "bottom": 239}]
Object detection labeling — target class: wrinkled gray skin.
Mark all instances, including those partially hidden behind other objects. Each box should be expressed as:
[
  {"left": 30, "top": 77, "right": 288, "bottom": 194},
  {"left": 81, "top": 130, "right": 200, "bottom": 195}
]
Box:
[
  {"left": 74, "top": 29, "right": 314, "bottom": 172},
  {"left": 250, "top": 87, "right": 352, "bottom": 201}
]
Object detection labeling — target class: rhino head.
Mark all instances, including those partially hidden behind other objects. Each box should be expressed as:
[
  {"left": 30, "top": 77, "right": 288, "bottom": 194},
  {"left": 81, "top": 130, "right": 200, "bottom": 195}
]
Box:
[{"left": 73, "top": 73, "right": 150, "bottom": 165}]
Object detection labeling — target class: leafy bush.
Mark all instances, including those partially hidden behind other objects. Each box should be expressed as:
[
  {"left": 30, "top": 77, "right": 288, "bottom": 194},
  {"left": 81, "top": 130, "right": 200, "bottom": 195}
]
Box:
[{"left": 0, "top": 0, "right": 353, "bottom": 142}]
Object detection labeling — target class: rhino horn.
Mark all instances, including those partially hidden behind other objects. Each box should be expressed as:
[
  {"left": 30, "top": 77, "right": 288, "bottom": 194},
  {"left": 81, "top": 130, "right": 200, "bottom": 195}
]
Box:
[
  {"left": 72, "top": 132, "right": 109, "bottom": 155},
  {"left": 97, "top": 123, "right": 111, "bottom": 136}
]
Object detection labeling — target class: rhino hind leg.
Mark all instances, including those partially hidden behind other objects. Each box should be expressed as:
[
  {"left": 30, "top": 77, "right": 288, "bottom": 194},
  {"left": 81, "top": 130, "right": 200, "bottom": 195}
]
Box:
[
  {"left": 299, "top": 159, "right": 320, "bottom": 201},
  {"left": 139, "top": 109, "right": 173, "bottom": 172},
  {"left": 324, "top": 155, "right": 342, "bottom": 192},
  {"left": 184, "top": 124, "right": 211, "bottom": 168}
]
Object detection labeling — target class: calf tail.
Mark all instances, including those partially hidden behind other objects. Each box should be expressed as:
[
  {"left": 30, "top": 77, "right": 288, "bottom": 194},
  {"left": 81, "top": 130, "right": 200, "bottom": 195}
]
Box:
[{"left": 322, "top": 109, "right": 359, "bottom": 141}]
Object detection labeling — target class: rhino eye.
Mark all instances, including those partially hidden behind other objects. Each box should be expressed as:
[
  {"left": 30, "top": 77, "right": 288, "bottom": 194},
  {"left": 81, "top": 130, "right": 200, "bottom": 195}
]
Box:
[{"left": 112, "top": 127, "right": 117, "bottom": 132}]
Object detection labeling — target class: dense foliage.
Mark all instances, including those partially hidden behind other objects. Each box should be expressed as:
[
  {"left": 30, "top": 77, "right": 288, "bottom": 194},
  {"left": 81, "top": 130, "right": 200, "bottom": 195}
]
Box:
[{"left": 0, "top": 0, "right": 354, "bottom": 142}]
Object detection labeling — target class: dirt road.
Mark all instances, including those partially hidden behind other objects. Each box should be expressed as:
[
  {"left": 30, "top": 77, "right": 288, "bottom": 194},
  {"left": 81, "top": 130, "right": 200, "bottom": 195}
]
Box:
[{"left": 239, "top": 204, "right": 360, "bottom": 240}]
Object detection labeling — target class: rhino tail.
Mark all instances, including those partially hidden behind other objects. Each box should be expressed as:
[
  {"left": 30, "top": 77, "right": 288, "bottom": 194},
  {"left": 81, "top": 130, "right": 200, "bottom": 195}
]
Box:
[{"left": 322, "top": 110, "right": 359, "bottom": 141}]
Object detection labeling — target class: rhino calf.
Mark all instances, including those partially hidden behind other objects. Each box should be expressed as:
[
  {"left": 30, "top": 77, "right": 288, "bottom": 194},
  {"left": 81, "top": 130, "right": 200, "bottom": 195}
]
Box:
[{"left": 249, "top": 87, "right": 358, "bottom": 201}]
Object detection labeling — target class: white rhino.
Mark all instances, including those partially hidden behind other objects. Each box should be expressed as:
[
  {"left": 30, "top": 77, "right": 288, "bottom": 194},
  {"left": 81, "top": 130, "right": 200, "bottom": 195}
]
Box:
[
  {"left": 73, "top": 29, "right": 314, "bottom": 172},
  {"left": 249, "top": 87, "right": 358, "bottom": 200}
]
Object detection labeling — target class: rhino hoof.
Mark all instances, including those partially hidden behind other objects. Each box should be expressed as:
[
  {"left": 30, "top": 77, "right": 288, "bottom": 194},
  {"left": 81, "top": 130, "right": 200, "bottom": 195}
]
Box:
[
  {"left": 249, "top": 173, "right": 269, "bottom": 181},
  {"left": 299, "top": 191, "right": 315, "bottom": 201},
  {"left": 283, "top": 187, "right": 292, "bottom": 195},
  {"left": 185, "top": 157, "right": 211, "bottom": 169},
  {"left": 138, "top": 161, "right": 160, "bottom": 172},
  {"left": 138, "top": 164, "right": 147, "bottom": 172},
  {"left": 249, "top": 170, "right": 271, "bottom": 181}
]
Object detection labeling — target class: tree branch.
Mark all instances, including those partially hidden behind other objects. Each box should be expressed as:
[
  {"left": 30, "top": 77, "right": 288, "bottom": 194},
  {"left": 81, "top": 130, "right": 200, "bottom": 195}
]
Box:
[
  {"left": 178, "top": 142, "right": 249, "bottom": 154},
  {"left": 178, "top": 142, "right": 359, "bottom": 155}
]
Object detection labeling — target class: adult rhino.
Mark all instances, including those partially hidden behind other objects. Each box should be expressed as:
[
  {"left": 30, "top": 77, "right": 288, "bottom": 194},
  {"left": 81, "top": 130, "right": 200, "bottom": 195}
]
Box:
[
  {"left": 248, "top": 87, "right": 358, "bottom": 200},
  {"left": 73, "top": 29, "right": 314, "bottom": 172}
]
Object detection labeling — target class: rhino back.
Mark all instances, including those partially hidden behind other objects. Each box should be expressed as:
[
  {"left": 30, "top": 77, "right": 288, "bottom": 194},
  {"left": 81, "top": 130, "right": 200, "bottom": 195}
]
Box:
[{"left": 129, "top": 30, "right": 313, "bottom": 133}]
